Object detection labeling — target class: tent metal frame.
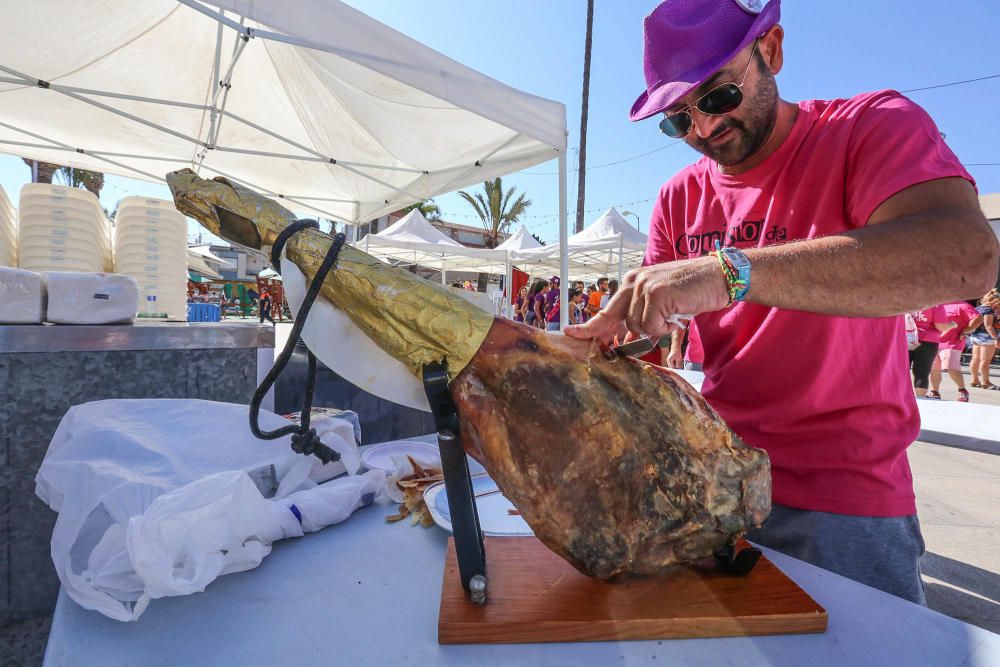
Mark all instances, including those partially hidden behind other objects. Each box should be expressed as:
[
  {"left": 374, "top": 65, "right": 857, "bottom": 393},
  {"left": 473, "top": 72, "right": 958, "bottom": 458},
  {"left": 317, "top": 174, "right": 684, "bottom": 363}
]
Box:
[{"left": 0, "top": 0, "right": 570, "bottom": 322}]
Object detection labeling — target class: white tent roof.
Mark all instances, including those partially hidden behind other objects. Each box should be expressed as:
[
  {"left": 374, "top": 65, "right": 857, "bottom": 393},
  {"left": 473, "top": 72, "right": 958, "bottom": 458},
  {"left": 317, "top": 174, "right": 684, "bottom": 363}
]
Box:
[
  {"left": 0, "top": 0, "right": 566, "bottom": 223},
  {"left": 512, "top": 208, "right": 648, "bottom": 280},
  {"left": 566, "top": 207, "right": 647, "bottom": 251},
  {"left": 188, "top": 244, "right": 235, "bottom": 267},
  {"left": 187, "top": 251, "right": 223, "bottom": 279},
  {"left": 360, "top": 209, "right": 506, "bottom": 272},
  {"left": 496, "top": 224, "right": 542, "bottom": 251},
  {"left": 369, "top": 209, "right": 463, "bottom": 249}
]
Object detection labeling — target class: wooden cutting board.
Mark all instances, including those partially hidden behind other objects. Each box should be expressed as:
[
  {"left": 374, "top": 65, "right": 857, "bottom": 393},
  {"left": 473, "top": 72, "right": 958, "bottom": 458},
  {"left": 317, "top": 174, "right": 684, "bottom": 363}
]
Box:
[{"left": 439, "top": 536, "right": 827, "bottom": 644}]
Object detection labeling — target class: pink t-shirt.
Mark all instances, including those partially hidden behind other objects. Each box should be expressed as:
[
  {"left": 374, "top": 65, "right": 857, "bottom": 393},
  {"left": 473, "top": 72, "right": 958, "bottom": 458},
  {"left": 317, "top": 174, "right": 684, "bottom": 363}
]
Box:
[
  {"left": 913, "top": 305, "right": 948, "bottom": 343},
  {"left": 644, "top": 90, "right": 974, "bottom": 517},
  {"left": 939, "top": 301, "right": 979, "bottom": 351}
]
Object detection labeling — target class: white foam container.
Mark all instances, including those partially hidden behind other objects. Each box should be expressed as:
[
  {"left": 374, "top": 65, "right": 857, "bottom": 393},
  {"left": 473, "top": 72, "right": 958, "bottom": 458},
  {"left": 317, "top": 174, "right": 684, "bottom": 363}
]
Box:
[
  {"left": 113, "top": 197, "right": 188, "bottom": 320},
  {"left": 43, "top": 271, "right": 138, "bottom": 324},
  {"left": 18, "top": 184, "right": 110, "bottom": 273},
  {"left": 0, "top": 186, "right": 16, "bottom": 267},
  {"left": 0, "top": 266, "right": 44, "bottom": 323}
]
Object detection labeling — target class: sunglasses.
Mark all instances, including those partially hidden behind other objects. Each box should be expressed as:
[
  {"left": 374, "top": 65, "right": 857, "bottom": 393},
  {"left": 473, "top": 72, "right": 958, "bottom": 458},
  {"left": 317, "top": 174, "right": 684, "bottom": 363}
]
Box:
[{"left": 658, "top": 39, "right": 759, "bottom": 139}]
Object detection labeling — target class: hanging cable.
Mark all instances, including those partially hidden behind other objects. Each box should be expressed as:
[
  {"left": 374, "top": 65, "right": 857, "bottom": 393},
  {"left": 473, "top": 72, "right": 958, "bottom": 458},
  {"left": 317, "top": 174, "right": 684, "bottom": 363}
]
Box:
[{"left": 248, "top": 221, "right": 346, "bottom": 463}]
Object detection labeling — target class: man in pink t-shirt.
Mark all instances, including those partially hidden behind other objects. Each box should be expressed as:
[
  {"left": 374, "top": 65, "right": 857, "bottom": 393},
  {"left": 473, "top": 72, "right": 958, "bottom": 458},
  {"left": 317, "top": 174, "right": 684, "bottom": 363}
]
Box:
[
  {"left": 567, "top": 0, "right": 998, "bottom": 604},
  {"left": 929, "top": 301, "right": 980, "bottom": 401}
]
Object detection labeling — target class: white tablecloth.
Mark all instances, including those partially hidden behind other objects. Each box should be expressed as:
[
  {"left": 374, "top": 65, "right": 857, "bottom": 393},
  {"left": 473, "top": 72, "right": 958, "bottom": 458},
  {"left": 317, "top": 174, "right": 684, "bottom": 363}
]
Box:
[{"left": 43, "top": 490, "right": 1000, "bottom": 666}]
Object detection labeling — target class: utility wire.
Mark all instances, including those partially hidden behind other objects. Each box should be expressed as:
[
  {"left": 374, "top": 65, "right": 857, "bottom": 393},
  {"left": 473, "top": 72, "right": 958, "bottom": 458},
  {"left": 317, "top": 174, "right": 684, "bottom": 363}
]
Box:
[{"left": 901, "top": 73, "right": 1000, "bottom": 94}]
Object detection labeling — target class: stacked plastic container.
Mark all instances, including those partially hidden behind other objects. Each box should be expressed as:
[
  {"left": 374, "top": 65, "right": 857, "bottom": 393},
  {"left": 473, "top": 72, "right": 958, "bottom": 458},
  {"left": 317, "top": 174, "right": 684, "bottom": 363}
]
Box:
[
  {"left": 0, "top": 185, "right": 15, "bottom": 267},
  {"left": 113, "top": 196, "right": 188, "bottom": 320},
  {"left": 17, "top": 183, "right": 111, "bottom": 273}
]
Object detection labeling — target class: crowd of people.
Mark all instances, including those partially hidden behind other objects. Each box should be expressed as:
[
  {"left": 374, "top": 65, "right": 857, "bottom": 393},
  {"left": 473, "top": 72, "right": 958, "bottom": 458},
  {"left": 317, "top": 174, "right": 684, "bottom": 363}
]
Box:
[
  {"left": 513, "top": 275, "right": 620, "bottom": 331},
  {"left": 907, "top": 290, "right": 999, "bottom": 401}
]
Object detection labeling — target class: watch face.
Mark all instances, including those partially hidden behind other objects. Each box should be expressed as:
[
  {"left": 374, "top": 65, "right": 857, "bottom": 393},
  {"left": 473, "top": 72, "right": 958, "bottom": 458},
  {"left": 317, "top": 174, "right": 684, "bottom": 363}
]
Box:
[{"left": 733, "top": 0, "right": 765, "bottom": 14}]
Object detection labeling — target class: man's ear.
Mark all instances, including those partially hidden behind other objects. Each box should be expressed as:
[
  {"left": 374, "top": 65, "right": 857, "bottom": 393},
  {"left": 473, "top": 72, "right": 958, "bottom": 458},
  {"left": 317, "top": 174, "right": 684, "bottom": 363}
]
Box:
[{"left": 759, "top": 24, "right": 785, "bottom": 75}]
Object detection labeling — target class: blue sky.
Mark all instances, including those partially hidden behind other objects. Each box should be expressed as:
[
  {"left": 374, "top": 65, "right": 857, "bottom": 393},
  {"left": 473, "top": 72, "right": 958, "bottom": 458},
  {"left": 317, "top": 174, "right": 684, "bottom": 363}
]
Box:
[{"left": 2, "top": 0, "right": 999, "bottom": 244}]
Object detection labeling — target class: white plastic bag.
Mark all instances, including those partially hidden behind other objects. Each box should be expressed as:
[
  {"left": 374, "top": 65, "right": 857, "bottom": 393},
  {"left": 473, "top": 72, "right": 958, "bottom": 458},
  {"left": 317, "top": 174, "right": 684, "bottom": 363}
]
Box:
[
  {"left": 43, "top": 271, "right": 138, "bottom": 324},
  {"left": 128, "top": 469, "right": 383, "bottom": 601},
  {"left": 35, "top": 399, "right": 377, "bottom": 621},
  {"left": 0, "top": 266, "right": 44, "bottom": 323}
]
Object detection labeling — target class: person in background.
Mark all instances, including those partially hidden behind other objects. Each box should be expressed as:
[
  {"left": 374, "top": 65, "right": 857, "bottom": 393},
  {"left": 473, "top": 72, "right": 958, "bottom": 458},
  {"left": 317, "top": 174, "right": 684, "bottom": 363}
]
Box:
[
  {"left": 569, "top": 289, "right": 585, "bottom": 325},
  {"left": 600, "top": 279, "right": 620, "bottom": 309},
  {"left": 533, "top": 280, "right": 551, "bottom": 328},
  {"left": 513, "top": 286, "right": 529, "bottom": 323},
  {"left": 911, "top": 305, "right": 955, "bottom": 398},
  {"left": 969, "top": 290, "right": 1000, "bottom": 389},
  {"left": 666, "top": 321, "right": 704, "bottom": 371},
  {"left": 587, "top": 277, "right": 609, "bottom": 318},
  {"left": 463, "top": 280, "right": 476, "bottom": 292},
  {"left": 450, "top": 281, "right": 463, "bottom": 289},
  {"left": 929, "top": 300, "right": 980, "bottom": 401},
  {"left": 524, "top": 279, "right": 548, "bottom": 328},
  {"left": 544, "top": 275, "right": 561, "bottom": 324},
  {"left": 259, "top": 290, "right": 276, "bottom": 325},
  {"left": 574, "top": 280, "right": 586, "bottom": 294}
]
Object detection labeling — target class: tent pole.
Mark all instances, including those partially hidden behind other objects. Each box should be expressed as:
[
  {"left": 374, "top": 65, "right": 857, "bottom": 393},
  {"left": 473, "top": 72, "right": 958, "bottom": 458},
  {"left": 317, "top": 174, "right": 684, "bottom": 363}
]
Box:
[
  {"left": 441, "top": 262, "right": 447, "bottom": 286},
  {"left": 617, "top": 236, "right": 624, "bottom": 283},
  {"left": 559, "top": 150, "right": 569, "bottom": 329}
]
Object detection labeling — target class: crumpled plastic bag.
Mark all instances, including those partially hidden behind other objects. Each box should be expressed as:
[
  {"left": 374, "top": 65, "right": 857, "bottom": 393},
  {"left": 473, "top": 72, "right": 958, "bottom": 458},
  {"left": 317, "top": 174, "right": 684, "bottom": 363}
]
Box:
[
  {"left": 35, "top": 399, "right": 381, "bottom": 621},
  {"left": 129, "top": 469, "right": 384, "bottom": 602}
]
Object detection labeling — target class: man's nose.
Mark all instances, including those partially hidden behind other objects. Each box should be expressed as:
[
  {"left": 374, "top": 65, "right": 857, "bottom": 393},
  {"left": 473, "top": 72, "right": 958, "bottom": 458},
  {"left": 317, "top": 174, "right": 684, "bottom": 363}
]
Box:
[{"left": 690, "top": 110, "right": 726, "bottom": 139}]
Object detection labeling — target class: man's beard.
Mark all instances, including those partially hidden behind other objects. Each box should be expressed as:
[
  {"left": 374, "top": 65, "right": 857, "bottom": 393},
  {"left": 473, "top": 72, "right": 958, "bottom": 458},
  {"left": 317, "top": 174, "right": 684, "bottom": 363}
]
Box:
[{"left": 688, "top": 71, "right": 780, "bottom": 166}]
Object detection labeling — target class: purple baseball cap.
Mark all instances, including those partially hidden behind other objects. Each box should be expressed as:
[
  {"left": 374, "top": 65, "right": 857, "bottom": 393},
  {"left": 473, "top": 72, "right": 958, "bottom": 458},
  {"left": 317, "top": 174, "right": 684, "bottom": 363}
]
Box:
[{"left": 630, "top": 0, "right": 781, "bottom": 122}]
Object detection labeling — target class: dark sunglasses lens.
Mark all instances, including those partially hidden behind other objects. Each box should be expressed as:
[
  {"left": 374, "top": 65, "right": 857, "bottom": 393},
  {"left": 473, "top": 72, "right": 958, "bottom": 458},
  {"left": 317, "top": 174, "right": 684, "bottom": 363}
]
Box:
[
  {"left": 698, "top": 84, "right": 743, "bottom": 115},
  {"left": 659, "top": 113, "right": 691, "bottom": 138}
]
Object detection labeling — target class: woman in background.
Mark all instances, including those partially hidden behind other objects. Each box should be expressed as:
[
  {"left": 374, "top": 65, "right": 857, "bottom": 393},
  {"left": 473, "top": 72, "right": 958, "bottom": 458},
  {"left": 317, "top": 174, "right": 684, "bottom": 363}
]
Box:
[
  {"left": 524, "top": 279, "right": 548, "bottom": 328},
  {"left": 970, "top": 290, "right": 1000, "bottom": 389},
  {"left": 513, "top": 286, "right": 528, "bottom": 323}
]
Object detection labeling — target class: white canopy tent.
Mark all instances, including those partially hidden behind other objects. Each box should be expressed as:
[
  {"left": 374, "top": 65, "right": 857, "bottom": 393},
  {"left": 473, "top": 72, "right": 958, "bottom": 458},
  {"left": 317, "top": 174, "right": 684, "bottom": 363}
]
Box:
[
  {"left": 0, "top": 0, "right": 573, "bottom": 324},
  {"left": 513, "top": 208, "right": 648, "bottom": 283},
  {"left": 360, "top": 209, "right": 506, "bottom": 281},
  {"left": 497, "top": 224, "right": 543, "bottom": 252}
]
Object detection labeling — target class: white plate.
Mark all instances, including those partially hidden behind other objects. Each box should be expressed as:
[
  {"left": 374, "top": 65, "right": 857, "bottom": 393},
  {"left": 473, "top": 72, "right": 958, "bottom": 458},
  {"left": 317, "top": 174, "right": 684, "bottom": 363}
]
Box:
[
  {"left": 423, "top": 475, "right": 534, "bottom": 537},
  {"left": 360, "top": 440, "right": 440, "bottom": 472}
]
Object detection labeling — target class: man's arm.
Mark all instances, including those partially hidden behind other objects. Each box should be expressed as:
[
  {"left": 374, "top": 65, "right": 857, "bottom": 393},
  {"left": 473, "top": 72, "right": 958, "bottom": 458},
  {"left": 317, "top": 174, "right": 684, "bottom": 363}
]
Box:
[
  {"left": 568, "top": 177, "right": 998, "bottom": 341},
  {"left": 745, "top": 178, "right": 997, "bottom": 316}
]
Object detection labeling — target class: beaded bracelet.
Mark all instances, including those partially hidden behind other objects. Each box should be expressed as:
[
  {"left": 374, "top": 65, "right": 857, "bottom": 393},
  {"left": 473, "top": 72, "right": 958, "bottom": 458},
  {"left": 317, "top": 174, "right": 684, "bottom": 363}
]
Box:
[{"left": 710, "top": 240, "right": 748, "bottom": 306}]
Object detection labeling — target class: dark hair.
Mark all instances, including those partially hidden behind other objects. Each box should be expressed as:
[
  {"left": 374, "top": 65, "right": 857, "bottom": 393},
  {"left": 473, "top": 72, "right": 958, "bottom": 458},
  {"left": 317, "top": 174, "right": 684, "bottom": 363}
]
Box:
[
  {"left": 608, "top": 279, "right": 619, "bottom": 295},
  {"left": 569, "top": 288, "right": 582, "bottom": 300},
  {"left": 598, "top": 277, "right": 609, "bottom": 285},
  {"left": 529, "top": 279, "right": 549, "bottom": 297}
]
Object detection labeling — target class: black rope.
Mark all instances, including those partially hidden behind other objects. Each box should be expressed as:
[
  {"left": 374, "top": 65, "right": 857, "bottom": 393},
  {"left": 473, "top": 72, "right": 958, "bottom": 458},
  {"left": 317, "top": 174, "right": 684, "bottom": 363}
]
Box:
[{"left": 248, "top": 220, "right": 347, "bottom": 464}]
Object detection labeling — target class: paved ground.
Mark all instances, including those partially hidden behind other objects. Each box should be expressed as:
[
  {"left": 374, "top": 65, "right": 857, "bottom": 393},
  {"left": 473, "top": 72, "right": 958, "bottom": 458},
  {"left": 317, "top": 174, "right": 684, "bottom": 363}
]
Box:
[{"left": 2, "top": 357, "right": 997, "bottom": 666}]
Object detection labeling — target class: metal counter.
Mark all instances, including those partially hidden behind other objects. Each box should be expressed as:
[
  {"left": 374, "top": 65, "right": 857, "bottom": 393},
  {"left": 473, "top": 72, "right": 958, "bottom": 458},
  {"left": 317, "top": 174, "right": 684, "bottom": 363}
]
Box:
[
  {"left": 0, "top": 321, "right": 275, "bottom": 626},
  {"left": 0, "top": 321, "right": 274, "bottom": 354}
]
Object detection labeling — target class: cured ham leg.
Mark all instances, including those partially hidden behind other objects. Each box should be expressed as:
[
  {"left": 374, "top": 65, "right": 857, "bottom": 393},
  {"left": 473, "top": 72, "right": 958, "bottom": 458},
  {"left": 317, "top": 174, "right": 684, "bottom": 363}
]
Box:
[{"left": 167, "top": 169, "right": 771, "bottom": 578}]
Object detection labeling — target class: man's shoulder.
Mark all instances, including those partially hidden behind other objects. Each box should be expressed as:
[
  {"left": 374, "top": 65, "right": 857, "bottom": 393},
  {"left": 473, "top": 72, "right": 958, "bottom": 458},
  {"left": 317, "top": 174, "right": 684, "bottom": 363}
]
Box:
[
  {"left": 803, "top": 90, "right": 931, "bottom": 136},
  {"left": 660, "top": 158, "right": 712, "bottom": 198}
]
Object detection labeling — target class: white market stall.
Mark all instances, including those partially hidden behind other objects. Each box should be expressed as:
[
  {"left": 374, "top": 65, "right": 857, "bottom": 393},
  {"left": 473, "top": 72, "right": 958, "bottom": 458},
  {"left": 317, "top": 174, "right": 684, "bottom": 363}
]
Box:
[
  {"left": 359, "top": 209, "right": 508, "bottom": 283},
  {"left": 514, "top": 207, "right": 648, "bottom": 283},
  {"left": 0, "top": 0, "right": 573, "bottom": 323}
]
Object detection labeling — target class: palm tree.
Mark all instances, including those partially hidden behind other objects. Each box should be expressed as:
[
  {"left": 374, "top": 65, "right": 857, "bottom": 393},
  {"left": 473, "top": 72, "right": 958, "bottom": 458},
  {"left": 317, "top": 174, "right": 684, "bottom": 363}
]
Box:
[
  {"left": 576, "top": 0, "right": 595, "bottom": 233},
  {"left": 21, "top": 158, "right": 61, "bottom": 184},
  {"left": 457, "top": 178, "right": 532, "bottom": 249},
  {"left": 399, "top": 199, "right": 442, "bottom": 221},
  {"left": 56, "top": 166, "right": 105, "bottom": 198}
]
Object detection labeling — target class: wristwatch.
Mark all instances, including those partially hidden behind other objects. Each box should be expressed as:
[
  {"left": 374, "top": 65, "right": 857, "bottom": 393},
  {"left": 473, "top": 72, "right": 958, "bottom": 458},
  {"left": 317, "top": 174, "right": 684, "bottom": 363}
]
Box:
[{"left": 718, "top": 245, "right": 751, "bottom": 301}]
